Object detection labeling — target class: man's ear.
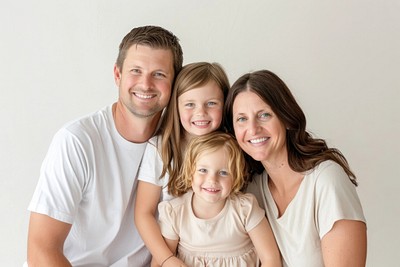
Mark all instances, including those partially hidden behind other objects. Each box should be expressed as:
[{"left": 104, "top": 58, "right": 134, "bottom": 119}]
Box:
[{"left": 113, "top": 64, "right": 121, "bottom": 86}]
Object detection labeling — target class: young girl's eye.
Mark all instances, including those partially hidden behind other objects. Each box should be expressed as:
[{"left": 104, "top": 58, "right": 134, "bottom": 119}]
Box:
[
  {"left": 198, "top": 168, "right": 207, "bottom": 173},
  {"left": 219, "top": 170, "right": 229, "bottom": 176}
]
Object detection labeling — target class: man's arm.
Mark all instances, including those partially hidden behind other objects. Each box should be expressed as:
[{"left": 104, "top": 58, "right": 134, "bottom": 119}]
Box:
[{"left": 27, "top": 212, "right": 72, "bottom": 267}]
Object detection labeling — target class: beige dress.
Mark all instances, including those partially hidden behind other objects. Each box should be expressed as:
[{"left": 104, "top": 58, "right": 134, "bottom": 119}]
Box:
[{"left": 158, "top": 191, "right": 265, "bottom": 267}]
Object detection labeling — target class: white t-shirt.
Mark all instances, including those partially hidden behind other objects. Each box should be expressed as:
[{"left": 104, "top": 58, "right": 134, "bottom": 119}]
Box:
[
  {"left": 28, "top": 105, "right": 151, "bottom": 266},
  {"left": 137, "top": 135, "right": 174, "bottom": 202},
  {"left": 246, "top": 160, "right": 366, "bottom": 267}
]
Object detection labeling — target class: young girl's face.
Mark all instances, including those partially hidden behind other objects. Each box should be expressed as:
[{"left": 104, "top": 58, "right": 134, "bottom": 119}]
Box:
[
  {"left": 178, "top": 80, "right": 224, "bottom": 138},
  {"left": 191, "top": 147, "right": 233, "bottom": 205}
]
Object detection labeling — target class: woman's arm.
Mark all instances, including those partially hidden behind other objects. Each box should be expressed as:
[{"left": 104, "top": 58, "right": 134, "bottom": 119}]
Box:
[
  {"left": 134, "top": 181, "right": 176, "bottom": 265},
  {"left": 27, "top": 212, "right": 72, "bottom": 267},
  {"left": 248, "top": 217, "right": 282, "bottom": 267},
  {"left": 322, "top": 219, "right": 367, "bottom": 267}
]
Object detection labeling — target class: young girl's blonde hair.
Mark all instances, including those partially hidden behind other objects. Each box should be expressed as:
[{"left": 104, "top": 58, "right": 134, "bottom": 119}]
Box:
[
  {"left": 157, "top": 62, "right": 230, "bottom": 196},
  {"left": 174, "top": 131, "right": 246, "bottom": 196}
]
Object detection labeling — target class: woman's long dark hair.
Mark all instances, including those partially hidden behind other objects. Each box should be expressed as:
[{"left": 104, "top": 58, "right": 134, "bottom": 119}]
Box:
[{"left": 224, "top": 70, "right": 357, "bottom": 186}]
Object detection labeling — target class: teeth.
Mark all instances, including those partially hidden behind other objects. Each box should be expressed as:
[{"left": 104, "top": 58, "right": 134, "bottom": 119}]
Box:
[
  {"left": 205, "top": 188, "right": 219, "bottom": 192},
  {"left": 249, "top": 137, "right": 268, "bottom": 144},
  {"left": 193, "top": 121, "right": 209, "bottom": 126},
  {"left": 135, "top": 93, "right": 154, "bottom": 99}
]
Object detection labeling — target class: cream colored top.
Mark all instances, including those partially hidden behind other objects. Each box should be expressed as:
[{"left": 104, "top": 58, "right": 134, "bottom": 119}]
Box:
[
  {"left": 247, "top": 160, "right": 366, "bottom": 267},
  {"left": 158, "top": 191, "right": 265, "bottom": 267}
]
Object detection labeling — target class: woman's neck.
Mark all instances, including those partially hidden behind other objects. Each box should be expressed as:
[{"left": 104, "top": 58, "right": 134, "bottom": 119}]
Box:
[{"left": 262, "top": 159, "right": 304, "bottom": 217}]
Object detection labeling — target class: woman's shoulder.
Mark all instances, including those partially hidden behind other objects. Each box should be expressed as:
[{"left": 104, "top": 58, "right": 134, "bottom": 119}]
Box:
[{"left": 308, "top": 160, "right": 354, "bottom": 188}]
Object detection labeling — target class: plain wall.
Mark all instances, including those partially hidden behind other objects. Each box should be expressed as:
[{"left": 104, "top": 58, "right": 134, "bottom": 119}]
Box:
[{"left": 1, "top": 0, "right": 399, "bottom": 266}]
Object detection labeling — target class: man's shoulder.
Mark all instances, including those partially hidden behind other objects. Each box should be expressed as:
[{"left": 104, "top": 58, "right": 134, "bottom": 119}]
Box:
[{"left": 62, "top": 105, "right": 112, "bottom": 132}]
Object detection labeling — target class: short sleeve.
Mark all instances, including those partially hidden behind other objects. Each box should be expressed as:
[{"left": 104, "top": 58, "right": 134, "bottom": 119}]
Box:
[
  {"left": 158, "top": 200, "right": 179, "bottom": 240},
  {"left": 138, "top": 136, "right": 165, "bottom": 186},
  {"left": 314, "top": 161, "right": 366, "bottom": 237},
  {"left": 28, "top": 128, "right": 87, "bottom": 223},
  {"left": 237, "top": 193, "right": 266, "bottom": 232}
]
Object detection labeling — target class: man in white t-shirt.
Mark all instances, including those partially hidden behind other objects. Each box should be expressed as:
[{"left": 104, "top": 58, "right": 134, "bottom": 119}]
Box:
[{"left": 26, "top": 25, "right": 183, "bottom": 267}]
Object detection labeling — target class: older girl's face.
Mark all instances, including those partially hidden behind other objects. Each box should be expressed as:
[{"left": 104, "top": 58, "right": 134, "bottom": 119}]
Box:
[
  {"left": 232, "top": 91, "right": 287, "bottom": 164},
  {"left": 178, "top": 80, "right": 224, "bottom": 139}
]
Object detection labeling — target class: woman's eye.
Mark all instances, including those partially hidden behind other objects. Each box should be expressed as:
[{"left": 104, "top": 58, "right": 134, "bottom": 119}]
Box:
[
  {"left": 259, "top": 112, "right": 271, "bottom": 119},
  {"left": 236, "top": 116, "right": 246, "bottom": 122}
]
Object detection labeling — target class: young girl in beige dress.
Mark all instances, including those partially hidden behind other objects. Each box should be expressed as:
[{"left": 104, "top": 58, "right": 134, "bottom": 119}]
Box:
[{"left": 157, "top": 132, "right": 282, "bottom": 267}]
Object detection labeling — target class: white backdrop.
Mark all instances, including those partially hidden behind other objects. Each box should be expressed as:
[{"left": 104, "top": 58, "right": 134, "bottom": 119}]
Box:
[{"left": 1, "top": 1, "right": 399, "bottom": 266}]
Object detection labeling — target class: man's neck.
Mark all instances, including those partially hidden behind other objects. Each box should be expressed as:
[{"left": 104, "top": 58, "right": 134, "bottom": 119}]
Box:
[{"left": 112, "top": 102, "right": 160, "bottom": 143}]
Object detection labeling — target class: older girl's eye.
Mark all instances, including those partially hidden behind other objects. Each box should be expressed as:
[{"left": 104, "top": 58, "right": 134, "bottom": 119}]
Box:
[
  {"left": 207, "top": 101, "right": 217, "bottom": 107},
  {"left": 185, "top": 103, "right": 195, "bottom": 108}
]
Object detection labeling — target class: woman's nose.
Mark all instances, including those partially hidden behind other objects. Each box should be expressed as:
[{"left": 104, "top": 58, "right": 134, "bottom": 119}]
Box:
[{"left": 248, "top": 119, "right": 261, "bottom": 135}]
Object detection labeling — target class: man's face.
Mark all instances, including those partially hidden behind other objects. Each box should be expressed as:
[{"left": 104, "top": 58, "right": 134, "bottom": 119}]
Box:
[{"left": 114, "top": 44, "right": 174, "bottom": 118}]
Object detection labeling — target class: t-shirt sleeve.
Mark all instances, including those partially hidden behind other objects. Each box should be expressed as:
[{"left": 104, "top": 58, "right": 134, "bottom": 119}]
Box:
[
  {"left": 158, "top": 200, "right": 179, "bottom": 240},
  {"left": 238, "top": 193, "right": 266, "bottom": 232},
  {"left": 28, "top": 128, "right": 87, "bottom": 224},
  {"left": 137, "top": 136, "right": 165, "bottom": 187},
  {"left": 315, "top": 161, "right": 366, "bottom": 238}
]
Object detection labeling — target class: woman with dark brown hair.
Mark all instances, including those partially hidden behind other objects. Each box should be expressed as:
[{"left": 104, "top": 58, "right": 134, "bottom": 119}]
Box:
[{"left": 224, "top": 70, "right": 367, "bottom": 267}]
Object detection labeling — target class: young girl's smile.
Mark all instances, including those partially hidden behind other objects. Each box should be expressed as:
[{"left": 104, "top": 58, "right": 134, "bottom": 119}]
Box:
[{"left": 191, "top": 147, "right": 233, "bottom": 212}]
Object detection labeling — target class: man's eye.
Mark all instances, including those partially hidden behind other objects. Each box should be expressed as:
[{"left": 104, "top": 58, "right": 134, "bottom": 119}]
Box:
[
  {"left": 154, "top": 72, "right": 166, "bottom": 78},
  {"left": 131, "top": 69, "right": 141, "bottom": 74}
]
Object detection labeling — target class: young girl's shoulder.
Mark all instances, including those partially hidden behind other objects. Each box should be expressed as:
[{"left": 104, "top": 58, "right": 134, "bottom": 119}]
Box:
[
  {"left": 229, "top": 193, "right": 265, "bottom": 231},
  {"left": 158, "top": 191, "right": 191, "bottom": 211},
  {"left": 229, "top": 193, "right": 263, "bottom": 213}
]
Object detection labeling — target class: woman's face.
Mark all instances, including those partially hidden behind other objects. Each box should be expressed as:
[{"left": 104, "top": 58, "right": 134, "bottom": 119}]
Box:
[{"left": 232, "top": 91, "right": 287, "bottom": 164}]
